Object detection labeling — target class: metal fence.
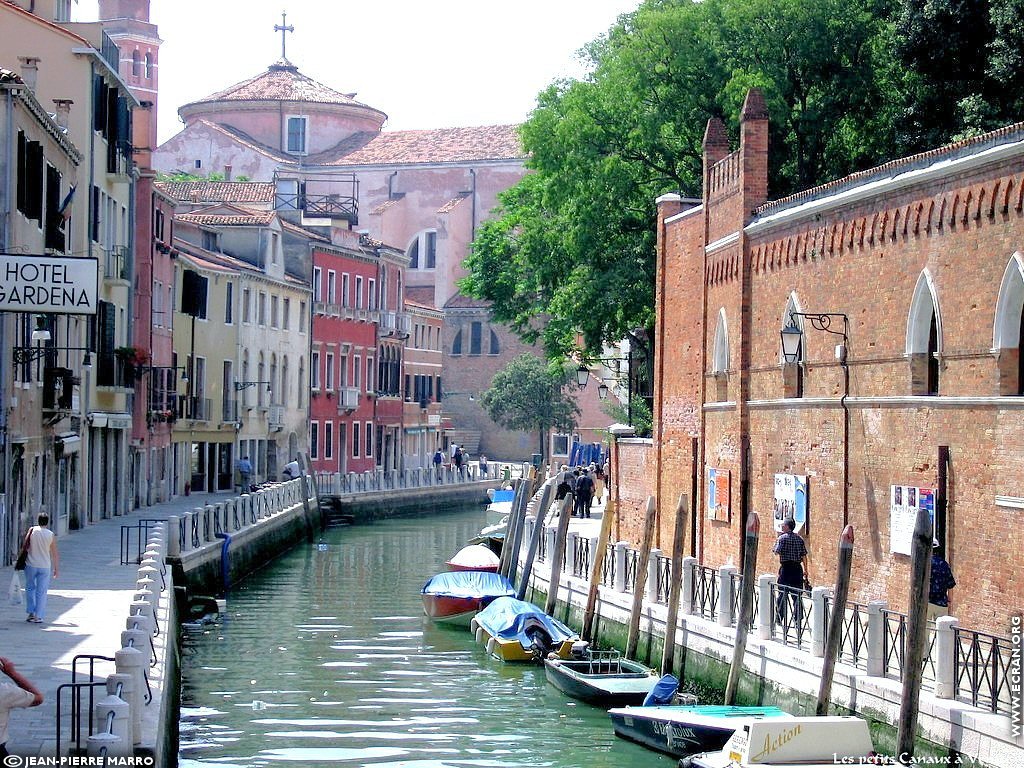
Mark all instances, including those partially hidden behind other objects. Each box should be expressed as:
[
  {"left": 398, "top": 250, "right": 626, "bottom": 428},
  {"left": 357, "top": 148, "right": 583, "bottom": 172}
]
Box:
[
  {"left": 572, "top": 536, "right": 591, "bottom": 579},
  {"left": 729, "top": 571, "right": 758, "bottom": 629},
  {"left": 823, "top": 596, "right": 871, "bottom": 670},
  {"left": 954, "top": 627, "right": 1014, "bottom": 713},
  {"left": 601, "top": 543, "right": 616, "bottom": 588},
  {"left": 770, "top": 582, "right": 813, "bottom": 649},
  {"left": 690, "top": 564, "right": 719, "bottom": 620},
  {"left": 622, "top": 549, "right": 639, "bottom": 594},
  {"left": 655, "top": 555, "right": 672, "bottom": 604}
]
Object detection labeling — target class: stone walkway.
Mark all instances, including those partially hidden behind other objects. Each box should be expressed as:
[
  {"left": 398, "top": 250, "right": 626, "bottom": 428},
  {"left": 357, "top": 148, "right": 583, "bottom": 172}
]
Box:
[{"left": 2, "top": 491, "right": 233, "bottom": 757}]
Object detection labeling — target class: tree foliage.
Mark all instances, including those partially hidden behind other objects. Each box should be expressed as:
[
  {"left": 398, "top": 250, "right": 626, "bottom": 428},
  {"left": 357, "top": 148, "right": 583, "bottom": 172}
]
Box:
[
  {"left": 479, "top": 354, "right": 580, "bottom": 458},
  {"left": 461, "top": 0, "right": 1024, "bottom": 365}
]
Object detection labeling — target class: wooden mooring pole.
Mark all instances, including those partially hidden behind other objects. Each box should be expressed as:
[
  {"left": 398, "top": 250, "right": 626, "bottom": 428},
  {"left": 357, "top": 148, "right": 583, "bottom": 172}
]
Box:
[
  {"left": 582, "top": 498, "right": 616, "bottom": 642},
  {"left": 544, "top": 494, "right": 576, "bottom": 617},
  {"left": 661, "top": 493, "right": 689, "bottom": 676},
  {"left": 516, "top": 490, "right": 563, "bottom": 602},
  {"left": 499, "top": 471, "right": 530, "bottom": 579},
  {"left": 625, "top": 496, "right": 657, "bottom": 660},
  {"left": 725, "top": 512, "right": 759, "bottom": 703},
  {"left": 816, "top": 524, "right": 855, "bottom": 715},
  {"left": 896, "top": 506, "right": 934, "bottom": 764}
]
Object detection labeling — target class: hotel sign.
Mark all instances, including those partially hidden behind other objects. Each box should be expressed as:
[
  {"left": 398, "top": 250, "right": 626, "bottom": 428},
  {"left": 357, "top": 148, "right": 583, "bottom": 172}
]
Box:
[{"left": 0, "top": 254, "right": 98, "bottom": 314}]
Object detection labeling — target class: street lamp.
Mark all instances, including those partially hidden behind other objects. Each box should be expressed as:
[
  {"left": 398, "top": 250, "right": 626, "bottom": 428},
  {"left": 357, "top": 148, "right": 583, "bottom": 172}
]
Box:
[
  {"left": 233, "top": 380, "right": 272, "bottom": 393},
  {"left": 576, "top": 363, "right": 590, "bottom": 387},
  {"left": 780, "top": 310, "right": 851, "bottom": 526},
  {"left": 597, "top": 383, "right": 609, "bottom": 400},
  {"left": 12, "top": 316, "right": 92, "bottom": 367}
]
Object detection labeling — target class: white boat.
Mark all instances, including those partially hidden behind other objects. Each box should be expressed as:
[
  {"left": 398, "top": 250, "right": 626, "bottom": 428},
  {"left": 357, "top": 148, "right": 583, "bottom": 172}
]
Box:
[
  {"left": 485, "top": 488, "right": 515, "bottom": 526},
  {"left": 686, "top": 715, "right": 877, "bottom": 768}
]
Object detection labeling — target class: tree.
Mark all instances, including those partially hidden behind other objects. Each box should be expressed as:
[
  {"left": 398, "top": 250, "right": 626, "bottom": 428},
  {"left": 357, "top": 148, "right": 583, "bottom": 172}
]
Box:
[
  {"left": 479, "top": 354, "right": 579, "bottom": 460},
  {"left": 601, "top": 394, "right": 653, "bottom": 439},
  {"left": 461, "top": 0, "right": 899, "bottom": 366}
]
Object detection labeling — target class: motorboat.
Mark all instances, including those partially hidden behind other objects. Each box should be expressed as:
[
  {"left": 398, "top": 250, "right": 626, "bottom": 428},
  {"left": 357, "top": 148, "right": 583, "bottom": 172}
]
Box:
[
  {"left": 470, "top": 596, "right": 578, "bottom": 662},
  {"left": 608, "top": 703, "right": 791, "bottom": 759},
  {"left": 420, "top": 570, "right": 515, "bottom": 627},
  {"left": 485, "top": 488, "right": 516, "bottom": 526},
  {"left": 544, "top": 645, "right": 660, "bottom": 707},
  {"left": 446, "top": 543, "right": 501, "bottom": 572},
  {"left": 686, "top": 715, "right": 877, "bottom": 767}
]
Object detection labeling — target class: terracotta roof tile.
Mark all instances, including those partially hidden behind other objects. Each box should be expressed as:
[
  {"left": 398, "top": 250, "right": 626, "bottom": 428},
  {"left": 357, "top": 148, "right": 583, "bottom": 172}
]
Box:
[
  {"left": 404, "top": 286, "right": 435, "bottom": 307},
  {"left": 325, "top": 125, "right": 525, "bottom": 166},
  {"left": 154, "top": 181, "right": 275, "bottom": 204},
  {"left": 176, "top": 211, "right": 275, "bottom": 227},
  {"left": 280, "top": 218, "right": 330, "bottom": 242},
  {"left": 438, "top": 192, "right": 471, "bottom": 214},
  {"left": 186, "top": 62, "right": 383, "bottom": 114},
  {"left": 370, "top": 198, "right": 403, "bottom": 215}
]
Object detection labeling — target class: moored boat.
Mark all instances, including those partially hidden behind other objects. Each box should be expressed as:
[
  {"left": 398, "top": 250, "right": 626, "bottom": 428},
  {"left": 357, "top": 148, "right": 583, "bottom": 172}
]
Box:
[
  {"left": 420, "top": 570, "right": 515, "bottom": 627},
  {"left": 470, "top": 596, "right": 578, "bottom": 662},
  {"left": 445, "top": 544, "right": 500, "bottom": 572},
  {"left": 607, "top": 704, "right": 791, "bottom": 759},
  {"left": 544, "top": 646, "right": 660, "bottom": 707},
  {"left": 687, "top": 715, "right": 877, "bottom": 767},
  {"left": 485, "top": 488, "right": 516, "bottom": 526}
]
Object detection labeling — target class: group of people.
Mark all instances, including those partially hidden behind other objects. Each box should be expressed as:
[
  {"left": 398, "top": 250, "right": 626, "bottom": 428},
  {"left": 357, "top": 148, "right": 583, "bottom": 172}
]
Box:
[
  {"left": 432, "top": 445, "right": 487, "bottom": 476},
  {"left": 554, "top": 462, "right": 608, "bottom": 518}
]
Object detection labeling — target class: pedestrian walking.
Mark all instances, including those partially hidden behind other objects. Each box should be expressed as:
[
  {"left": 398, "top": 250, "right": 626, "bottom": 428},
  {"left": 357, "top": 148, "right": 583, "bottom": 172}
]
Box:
[
  {"left": 21, "top": 513, "right": 58, "bottom": 624},
  {"left": 772, "top": 518, "right": 808, "bottom": 631},
  {"left": 928, "top": 540, "right": 956, "bottom": 621},
  {"left": 479, "top": 455, "right": 489, "bottom": 477},
  {"left": 574, "top": 470, "right": 595, "bottom": 517},
  {"left": 237, "top": 455, "right": 253, "bottom": 490},
  {"left": 432, "top": 448, "right": 443, "bottom": 476},
  {"left": 0, "top": 656, "right": 43, "bottom": 757}
]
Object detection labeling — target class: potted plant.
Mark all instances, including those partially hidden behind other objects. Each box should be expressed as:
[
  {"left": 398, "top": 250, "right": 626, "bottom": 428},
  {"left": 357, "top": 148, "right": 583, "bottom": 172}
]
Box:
[{"left": 114, "top": 346, "right": 150, "bottom": 381}]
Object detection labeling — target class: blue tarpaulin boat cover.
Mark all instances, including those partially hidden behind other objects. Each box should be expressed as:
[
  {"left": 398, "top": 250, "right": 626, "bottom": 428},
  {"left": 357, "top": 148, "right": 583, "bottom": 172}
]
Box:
[
  {"left": 421, "top": 571, "right": 515, "bottom": 599},
  {"left": 642, "top": 674, "right": 680, "bottom": 706},
  {"left": 491, "top": 489, "right": 516, "bottom": 503},
  {"left": 474, "top": 597, "right": 576, "bottom": 645},
  {"left": 569, "top": 441, "right": 606, "bottom": 467}
]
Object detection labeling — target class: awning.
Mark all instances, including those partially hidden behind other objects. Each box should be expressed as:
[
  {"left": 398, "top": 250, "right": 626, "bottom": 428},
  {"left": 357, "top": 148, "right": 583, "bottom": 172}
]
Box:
[
  {"left": 56, "top": 433, "right": 81, "bottom": 454},
  {"left": 89, "top": 411, "right": 132, "bottom": 430}
]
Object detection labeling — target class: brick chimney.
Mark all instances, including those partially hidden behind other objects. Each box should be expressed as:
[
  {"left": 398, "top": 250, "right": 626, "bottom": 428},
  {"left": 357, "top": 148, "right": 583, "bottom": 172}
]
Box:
[
  {"left": 740, "top": 88, "right": 769, "bottom": 215},
  {"left": 224, "top": 165, "right": 233, "bottom": 182},
  {"left": 17, "top": 57, "right": 40, "bottom": 92},
  {"left": 52, "top": 99, "right": 73, "bottom": 130}
]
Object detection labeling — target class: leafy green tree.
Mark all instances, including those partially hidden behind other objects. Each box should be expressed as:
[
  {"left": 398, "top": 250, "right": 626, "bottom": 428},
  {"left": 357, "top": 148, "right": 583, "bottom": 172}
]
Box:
[
  {"left": 600, "top": 394, "right": 653, "bottom": 439},
  {"left": 479, "top": 354, "right": 579, "bottom": 459},
  {"left": 462, "top": 0, "right": 898, "bottom": 367}
]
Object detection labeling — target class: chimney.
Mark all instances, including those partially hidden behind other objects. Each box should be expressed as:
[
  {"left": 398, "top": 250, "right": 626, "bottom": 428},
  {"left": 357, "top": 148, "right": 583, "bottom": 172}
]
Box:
[
  {"left": 18, "top": 57, "right": 41, "bottom": 92},
  {"left": 224, "top": 165, "right": 233, "bottom": 182},
  {"left": 52, "top": 99, "right": 73, "bottom": 130}
]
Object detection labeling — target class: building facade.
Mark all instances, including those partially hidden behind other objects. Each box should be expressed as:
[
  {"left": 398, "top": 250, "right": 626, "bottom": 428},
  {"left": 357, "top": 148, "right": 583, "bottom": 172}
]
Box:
[{"left": 644, "top": 90, "right": 1024, "bottom": 634}]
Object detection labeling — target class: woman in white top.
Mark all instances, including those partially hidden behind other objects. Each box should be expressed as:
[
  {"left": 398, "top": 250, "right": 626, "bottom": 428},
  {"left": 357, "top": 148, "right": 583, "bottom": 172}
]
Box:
[{"left": 22, "top": 513, "right": 58, "bottom": 624}]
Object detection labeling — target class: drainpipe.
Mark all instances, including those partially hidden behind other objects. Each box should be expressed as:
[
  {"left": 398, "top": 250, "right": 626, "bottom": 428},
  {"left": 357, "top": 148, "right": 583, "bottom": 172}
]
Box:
[
  {"left": 468, "top": 168, "right": 477, "bottom": 241},
  {"left": 1, "top": 88, "right": 13, "bottom": 560},
  {"left": 387, "top": 171, "right": 398, "bottom": 199},
  {"left": 86, "top": 62, "right": 98, "bottom": 525}
]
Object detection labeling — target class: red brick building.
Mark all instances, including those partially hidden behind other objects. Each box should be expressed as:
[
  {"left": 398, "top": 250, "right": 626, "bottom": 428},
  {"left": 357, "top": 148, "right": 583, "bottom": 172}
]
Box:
[{"left": 636, "top": 89, "right": 1024, "bottom": 634}]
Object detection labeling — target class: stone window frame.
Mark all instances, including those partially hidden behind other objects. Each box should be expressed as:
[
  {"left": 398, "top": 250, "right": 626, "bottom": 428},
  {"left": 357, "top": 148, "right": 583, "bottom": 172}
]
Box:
[
  {"left": 906, "top": 270, "right": 942, "bottom": 396},
  {"left": 993, "top": 252, "right": 1024, "bottom": 395},
  {"left": 285, "top": 115, "right": 308, "bottom": 155},
  {"left": 711, "top": 307, "right": 730, "bottom": 402}
]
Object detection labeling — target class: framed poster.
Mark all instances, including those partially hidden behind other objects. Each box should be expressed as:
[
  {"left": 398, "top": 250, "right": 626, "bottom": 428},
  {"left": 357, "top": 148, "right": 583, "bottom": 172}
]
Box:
[
  {"left": 773, "top": 473, "right": 808, "bottom": 533},
  {"left": 706, "top": 467, "right": 731, "bottom": 522},
  {"left": 890, "top": 485, "right": 936, "bottom": 555}
]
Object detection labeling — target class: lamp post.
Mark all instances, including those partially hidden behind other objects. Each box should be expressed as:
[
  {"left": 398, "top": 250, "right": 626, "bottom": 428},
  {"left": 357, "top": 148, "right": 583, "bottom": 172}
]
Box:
[{"left": 780, "top": 311, "right": 850, "bottom": 527}]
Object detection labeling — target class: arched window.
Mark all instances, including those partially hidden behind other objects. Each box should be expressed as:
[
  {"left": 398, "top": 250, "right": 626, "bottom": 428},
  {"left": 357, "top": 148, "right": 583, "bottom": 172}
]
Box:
[
  {"left": 131, "top": 50, "right": 140, "bottom": 77},
  {"left": 270, "top": 354, "right": 278, "bottom": 406},
  {"left": 907, "top": 271, "right": 942, "bottom": 395},
  {"left": 144, "top": 52, "right": 153, "bottom": 80},
  {"left": 241, "top": 351, "right": 250, "bottom": 408},
  {"left": 379, "top": 346, "right": 387, "bottom": 394},
  {"left": 380, "top": 265, "right": 388, "bottom": 311},
  {"left": 781, "top": 294, "right": 804, "bottom": 398},
  {"left": 281, "top": 356, "right": 289, "bottom": 407},
  {"left": 257, "top": 353, "right": 266, "bottom": 407},
  {"left": 712, "top": 308, "right": 729, "bottom": 374},
  {"left": 406, "top": 230, "right": 437, "bottom": 270},
  {"left": 993, "top": 253, "right": 1024, "bottom": 394},
  {"left": 489, "top": 329, "right": 500, "bottom": 355},
  {"left": 452, "top": 328, "right": 463, "bottom": 356}
]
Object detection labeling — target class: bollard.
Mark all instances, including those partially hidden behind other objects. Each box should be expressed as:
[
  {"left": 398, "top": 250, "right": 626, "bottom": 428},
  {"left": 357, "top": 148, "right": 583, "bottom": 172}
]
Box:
[
  {"left": 680, "top": 556, "right": 698, "bottom": 616},
  {"left": 544, "top": 526, "right": 556, "bottom": 566},
  {"left": 566, "top": 531, "right": 579, "bottom": 576},
  {"left": 138, "top": 564, "right": 162, "bottom": 592},
  {"left": 646, "top": 549, "right": 662, "bottom": 603},
  {"left": 134, "top": 587, "right": 157, "bottom": 615},
  {"left": 87, "top": 731, "right": 126, "bottom": 759},
  {"left": 93, "top": 689, "right": 132, "bottom": 752},
  {"left": 167, "top": 516, "right": 181, "bottom": 557},
  {"left": 136, "top": 575, "right": 156, "bottom": 598},
  {"left": 933, "top": 615, "right": 958, "bottom": 699},
  {"left": 718, "top": 565, "right": 737, "bottom": 627},
  {"left": 811, "top": 586, "right": 830, "bottom": 657},
  {"left": 758, "top": 574, "right": 776, "bottom": 640},
  {"left": 121, "top": 628, "right": 150, "bottom": 663},
  {"left": 107, "top": 672, "right": 140, "bottom": 745},
  {"left": 126, "top": 610, "right": 153, "bottom": 635},
  {"left": 613, "top": 542, "right": 628, "bottom": 594},
  {"left": 130, "top": 600, "right": 157, "bottom": 635},
  {"left": 866, "top": 600, "right": 887, "bottom": 676}
]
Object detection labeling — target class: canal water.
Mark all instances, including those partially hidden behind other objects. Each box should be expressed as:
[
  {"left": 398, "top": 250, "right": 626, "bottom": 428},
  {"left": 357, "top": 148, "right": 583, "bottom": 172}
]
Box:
[{"left": 179, "top": 503, "right": 673, "bottom": 767}]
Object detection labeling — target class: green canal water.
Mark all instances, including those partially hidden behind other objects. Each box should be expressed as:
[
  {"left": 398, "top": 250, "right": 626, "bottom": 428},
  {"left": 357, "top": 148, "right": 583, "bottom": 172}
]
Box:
[{"left": 178, "top": 504, "right": 673, "bottom": 767}]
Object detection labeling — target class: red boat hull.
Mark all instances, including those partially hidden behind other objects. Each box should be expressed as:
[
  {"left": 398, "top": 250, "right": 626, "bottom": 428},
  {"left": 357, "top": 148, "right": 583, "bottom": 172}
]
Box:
[{"left": 422, "top": 594, "right": 487, "bottom": 626}]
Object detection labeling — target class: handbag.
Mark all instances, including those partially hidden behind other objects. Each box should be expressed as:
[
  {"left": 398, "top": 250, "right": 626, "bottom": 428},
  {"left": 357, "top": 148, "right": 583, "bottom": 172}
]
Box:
[
  {"left": 14, "top": 528, "right": 31, "bottom": 571},
  {"left": 8, "top": 571, "right": 23, "bottom": 605}
]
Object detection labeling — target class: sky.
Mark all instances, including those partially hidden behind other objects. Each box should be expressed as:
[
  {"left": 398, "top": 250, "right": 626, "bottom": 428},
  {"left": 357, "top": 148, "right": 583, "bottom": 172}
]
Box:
[{"left": 73, "top": 0, "right": 643, "bottom": 145}]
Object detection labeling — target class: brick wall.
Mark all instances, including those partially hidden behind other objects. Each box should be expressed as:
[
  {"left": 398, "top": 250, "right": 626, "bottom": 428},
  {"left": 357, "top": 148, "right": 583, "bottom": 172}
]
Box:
[{"left": 647, "top": 91, "right": 1024, "bottom": 635}]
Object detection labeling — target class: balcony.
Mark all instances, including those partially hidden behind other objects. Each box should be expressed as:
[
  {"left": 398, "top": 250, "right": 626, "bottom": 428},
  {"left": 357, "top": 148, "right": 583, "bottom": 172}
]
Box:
[
  {"left": 104, "top": 246, "right": 130, "bottom": 282},
  {"left": 222, "top": 398, "right": 238, "bottom": 424},
  {"left": 379, "top": 310, "right": 411, "bottom": 338},
  {"left": 273, "top": 172, "right": 359, "bottom": 225},
  {"left": 180, "top": 396, "right": 212, "bottom": 422},
  {"left": 338, "top": 387, "right": 360, "bottom": 412}
]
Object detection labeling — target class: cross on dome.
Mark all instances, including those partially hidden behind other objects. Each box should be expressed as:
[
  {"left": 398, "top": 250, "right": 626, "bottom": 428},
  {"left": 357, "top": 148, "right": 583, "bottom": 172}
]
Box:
[{"left": 274, "top": 11, "right": 295, "bottom": 63}]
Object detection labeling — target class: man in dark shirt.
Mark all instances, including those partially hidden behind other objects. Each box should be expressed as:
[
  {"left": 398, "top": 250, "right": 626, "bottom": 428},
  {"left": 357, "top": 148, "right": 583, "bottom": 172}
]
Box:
[
  {"left": 928, "top": 540, "right": 956, "bottom": 621},
  {"left": 772, "top": 518, "right": 809, "bottom": 629}
]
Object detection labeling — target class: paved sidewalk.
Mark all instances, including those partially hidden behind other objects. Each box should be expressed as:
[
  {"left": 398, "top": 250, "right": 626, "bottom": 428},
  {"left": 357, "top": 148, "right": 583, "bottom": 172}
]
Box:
[{"left": 2, "top": 491, "right": 233, "bottom": 757}]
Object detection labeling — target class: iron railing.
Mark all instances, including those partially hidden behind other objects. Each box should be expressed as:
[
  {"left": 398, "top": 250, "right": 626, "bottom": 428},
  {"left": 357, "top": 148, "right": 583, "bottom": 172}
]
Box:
[
  {"left": 823, "top": 596, "right": 871, "bottom": 670},
  {"left": 729, "top": 571, "right": 758, "bottom": 629},
  {"left": 954, "top": 627, "right": 1013, "bottom": 714},
  {"left": 622, "top": 549, "right": 639, "bottom": 594},
  {"left": 119, "top": 519, "right": 165, "bottom": 565},
  {"left": 690, "top": 564, "right": 719, "bottom": 620},
  {"left": 572, "top": 536, "right": 591, "bottom": 579},
  {"left": 601, "top": 543, "right": 616, "bottom": 588},
  {"left": 770, "top": 582, "right": 813, "bottom": 649},
  {"left": 655, "top": 555, "right": 672, "bottom": 604}
]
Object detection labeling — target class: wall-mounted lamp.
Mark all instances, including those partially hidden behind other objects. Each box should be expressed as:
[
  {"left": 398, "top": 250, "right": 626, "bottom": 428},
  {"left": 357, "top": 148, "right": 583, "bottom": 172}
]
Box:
[
  {"left": 576, "top": 364, "right": 590, "bottom": 387},
  {"left": 597, "top": 383, "right": 609, "bottom": 400},
  {"left": 13, "top": 315, "right": 91, "bottom": 368},
  {"left": 234, "top": 380, "right": 272, "bottom": 393}
]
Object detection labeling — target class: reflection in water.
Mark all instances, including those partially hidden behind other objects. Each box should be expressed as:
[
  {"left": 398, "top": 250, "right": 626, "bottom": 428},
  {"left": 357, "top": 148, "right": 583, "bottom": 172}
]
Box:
[{"left": 179, "top": 507, "right": 671, "bottom": 767}]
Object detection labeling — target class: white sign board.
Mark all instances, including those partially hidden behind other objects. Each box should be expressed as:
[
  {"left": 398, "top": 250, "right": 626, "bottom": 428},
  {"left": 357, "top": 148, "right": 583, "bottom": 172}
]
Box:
[
  {"left": 0, "top": 254, "right": 98, "bottom": 314},
  {"left": 773, "top": 473, "right": 808, "bottom": 533},
  {"left": 889, "top": 485, "right": 935, "bottom": 555}
]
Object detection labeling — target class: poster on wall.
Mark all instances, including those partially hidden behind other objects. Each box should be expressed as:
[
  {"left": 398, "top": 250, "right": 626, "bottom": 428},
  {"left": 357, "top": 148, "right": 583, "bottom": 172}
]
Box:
[
  {"left": 889, "top": 485, "right": 936, "bottom": 555},
  {"left": 773, "top": 474, "right": 809, "bottom": 533},
  {"left": 706, "top": 467, "right": 731, "bottom": 522}
]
